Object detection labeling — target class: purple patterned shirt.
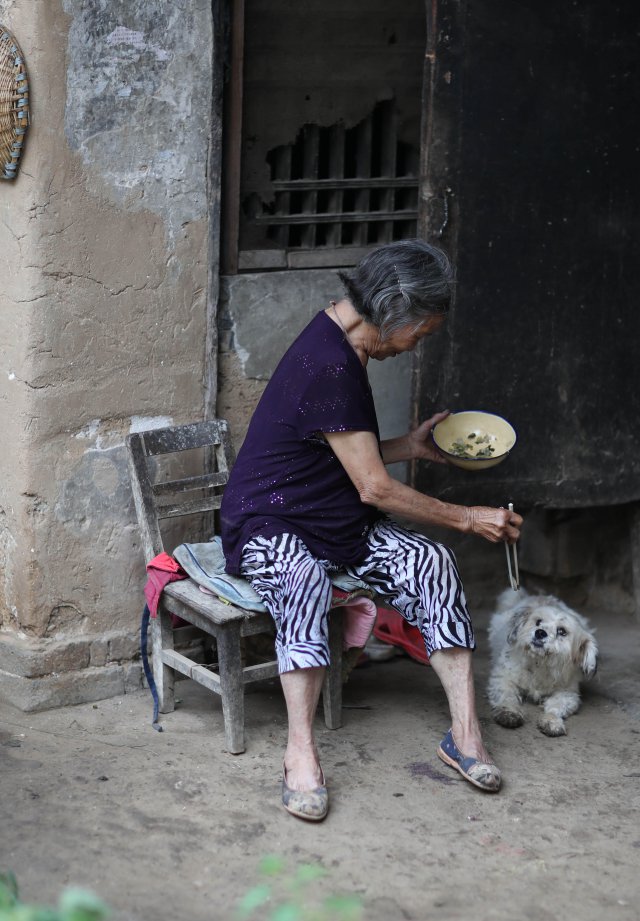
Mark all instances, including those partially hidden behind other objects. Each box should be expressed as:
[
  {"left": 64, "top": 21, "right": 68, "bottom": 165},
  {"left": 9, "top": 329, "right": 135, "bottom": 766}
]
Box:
[{"left": 221, "top": 311, "right": 381, "bottom": 574}]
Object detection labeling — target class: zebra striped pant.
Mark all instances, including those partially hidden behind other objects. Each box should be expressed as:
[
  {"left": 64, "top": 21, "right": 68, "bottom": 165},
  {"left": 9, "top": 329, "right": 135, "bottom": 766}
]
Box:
[{"left": 240, "top": 519, "right": 475, "bottom": 673}]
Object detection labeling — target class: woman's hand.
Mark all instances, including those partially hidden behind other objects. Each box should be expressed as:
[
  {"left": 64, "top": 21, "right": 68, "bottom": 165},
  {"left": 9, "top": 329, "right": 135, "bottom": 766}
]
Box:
[
  {"left": 407, "top": 410, "right": 451, "bottom": 464},
  {"left": 465, "top": 506, "right": 523, "bottom": 544}
]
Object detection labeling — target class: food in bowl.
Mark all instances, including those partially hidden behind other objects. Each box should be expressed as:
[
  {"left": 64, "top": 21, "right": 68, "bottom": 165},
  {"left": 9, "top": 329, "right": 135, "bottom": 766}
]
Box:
[
  {"left": 432, "top": 411, "right": 517, "bottom": 471},
  {"left": 450, "top": 432, "right": 497, "bottom": 459}
]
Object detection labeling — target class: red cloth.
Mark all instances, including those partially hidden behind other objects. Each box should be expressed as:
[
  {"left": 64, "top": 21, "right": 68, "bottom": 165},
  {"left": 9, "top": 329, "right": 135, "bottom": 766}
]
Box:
[
  {"left": 144, "top": 552, "right": 187, "bottom": 618},
  {"left": 373, "top": 607, "right": 430, "bottom": 665}
]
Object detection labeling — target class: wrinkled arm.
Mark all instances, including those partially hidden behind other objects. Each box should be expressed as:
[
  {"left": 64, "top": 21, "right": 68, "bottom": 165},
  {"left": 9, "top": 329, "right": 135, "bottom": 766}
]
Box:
[
  {"left": 324, "top": 429, "right": 522, "bottom": 543},
  {"left": 380, "top": 410, "right": 451, "bottom": 465}
]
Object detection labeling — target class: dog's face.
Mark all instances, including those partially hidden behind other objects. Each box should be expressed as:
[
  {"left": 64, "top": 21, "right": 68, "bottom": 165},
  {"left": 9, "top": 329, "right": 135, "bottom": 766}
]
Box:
[{"left": 507, "top": 597, "right": 598, "bottom": 678}]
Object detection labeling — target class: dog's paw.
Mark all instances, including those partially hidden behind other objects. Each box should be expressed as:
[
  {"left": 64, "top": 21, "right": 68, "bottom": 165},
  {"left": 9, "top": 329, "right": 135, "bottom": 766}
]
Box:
[
  {"left": 492, "top": 707, "right": 524, "bottom": 729},
  {"left": 537, "top": 715, "right": 567, "bottom": 737}
]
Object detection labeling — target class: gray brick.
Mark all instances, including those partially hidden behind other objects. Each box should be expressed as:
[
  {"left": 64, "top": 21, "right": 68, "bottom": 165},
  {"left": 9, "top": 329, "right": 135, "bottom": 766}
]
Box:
[
  {"left": 124, "top": 662, "right": 144, "bottom": 693},
  {"left": 0, "top": 665, "right": 126, "bottom": 712},
  {"left": 90, "top": 639, "right": 109, "bottom": 667},
  {"left": 47, "top": 641, "right": 91, "bottom": 674},
  {"left": 0, "top": 634, "right": 90, "bottom": 678},
  {"left": 0, "top": 634, "right": 45, "bottom": 678},
  {"left": 108, "top": 633, "right": 139, "bottom": 662}
]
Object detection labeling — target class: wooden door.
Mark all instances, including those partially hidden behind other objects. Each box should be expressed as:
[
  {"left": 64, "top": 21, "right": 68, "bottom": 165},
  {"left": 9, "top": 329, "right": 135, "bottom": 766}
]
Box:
[{"left": 416, "top": 0, "right": 640, "bottom": 509}]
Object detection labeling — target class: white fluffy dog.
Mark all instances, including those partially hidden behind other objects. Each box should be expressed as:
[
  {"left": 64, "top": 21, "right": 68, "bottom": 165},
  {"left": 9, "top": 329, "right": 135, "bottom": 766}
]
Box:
[{"left": 487, "top": 589, "right": 598, "bottom": 736}]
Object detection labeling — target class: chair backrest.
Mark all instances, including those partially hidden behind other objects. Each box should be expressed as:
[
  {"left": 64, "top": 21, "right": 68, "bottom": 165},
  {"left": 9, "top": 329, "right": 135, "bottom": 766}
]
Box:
[{"left": 126, "top": 420, "right": 236, "bottom": 563}]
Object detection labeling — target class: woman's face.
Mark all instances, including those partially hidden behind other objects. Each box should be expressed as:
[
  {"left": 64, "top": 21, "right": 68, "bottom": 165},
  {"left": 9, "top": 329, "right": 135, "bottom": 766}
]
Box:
[{"left": 370, "top": 314, "right": 446, "bottom": 361}]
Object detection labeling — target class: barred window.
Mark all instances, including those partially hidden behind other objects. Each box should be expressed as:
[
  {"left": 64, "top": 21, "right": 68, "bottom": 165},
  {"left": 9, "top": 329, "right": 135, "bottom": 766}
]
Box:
[
  {"left": 222, "top": 0, "right": 426, "bottom": 273},
  {"left": 237, "top": 100, "right": 419, "bottom": 270}
]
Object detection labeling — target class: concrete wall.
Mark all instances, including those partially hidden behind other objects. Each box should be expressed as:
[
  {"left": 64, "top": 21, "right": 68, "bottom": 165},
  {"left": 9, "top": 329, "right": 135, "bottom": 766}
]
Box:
[{"left": 0, "top": 0, "right": 213, "bottom": 709}]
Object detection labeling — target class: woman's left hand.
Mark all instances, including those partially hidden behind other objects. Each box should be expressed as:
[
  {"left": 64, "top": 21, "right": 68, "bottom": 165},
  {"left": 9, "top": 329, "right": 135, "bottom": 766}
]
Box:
[{"left": 408, "top": 411, "right": 451, "bottom": 464}]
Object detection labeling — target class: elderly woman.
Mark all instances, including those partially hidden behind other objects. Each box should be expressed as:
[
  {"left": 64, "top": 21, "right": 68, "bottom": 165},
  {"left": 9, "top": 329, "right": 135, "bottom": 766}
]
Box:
[{"left": 221, "top": 239, "right": 522, "bottom": 820}]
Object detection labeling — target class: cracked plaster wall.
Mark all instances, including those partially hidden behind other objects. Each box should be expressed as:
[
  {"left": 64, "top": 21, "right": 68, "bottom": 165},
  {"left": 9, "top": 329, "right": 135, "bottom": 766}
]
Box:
[{"left": 0, "top": 0, "right": 213, "bottom": 706}]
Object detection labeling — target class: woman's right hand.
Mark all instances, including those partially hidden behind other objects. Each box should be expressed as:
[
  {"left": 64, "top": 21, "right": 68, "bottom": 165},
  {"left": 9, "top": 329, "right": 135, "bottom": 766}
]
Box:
[{"left": 465, "top": 506, "right": 523, "bottom": 544}]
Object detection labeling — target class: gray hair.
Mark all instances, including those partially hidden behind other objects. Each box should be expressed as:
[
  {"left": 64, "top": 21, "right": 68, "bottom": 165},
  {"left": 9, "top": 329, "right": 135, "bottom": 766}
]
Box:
[{"left": 337, "top": 239, "right": 454, "bottom": 338}]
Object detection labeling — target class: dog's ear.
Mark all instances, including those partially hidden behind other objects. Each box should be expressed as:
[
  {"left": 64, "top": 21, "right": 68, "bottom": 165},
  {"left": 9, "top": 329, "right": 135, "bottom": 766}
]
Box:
[
  {"left": 577, "top": 634, "right": 599, "bottom": 679},
  {"left": 507, "top": 608, "right": 531, "bottom": 645}
]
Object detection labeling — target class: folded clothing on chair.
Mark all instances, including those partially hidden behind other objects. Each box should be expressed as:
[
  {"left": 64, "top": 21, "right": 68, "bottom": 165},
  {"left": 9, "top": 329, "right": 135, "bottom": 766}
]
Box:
[{"left": 173, "top": 538, "right": 267, "bottom": 612}]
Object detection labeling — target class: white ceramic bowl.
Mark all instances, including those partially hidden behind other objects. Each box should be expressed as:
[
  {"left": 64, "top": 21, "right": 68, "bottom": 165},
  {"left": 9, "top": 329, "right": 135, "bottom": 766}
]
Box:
[{"left": 432, "top": 411, "right": 517, "bottom": 471}]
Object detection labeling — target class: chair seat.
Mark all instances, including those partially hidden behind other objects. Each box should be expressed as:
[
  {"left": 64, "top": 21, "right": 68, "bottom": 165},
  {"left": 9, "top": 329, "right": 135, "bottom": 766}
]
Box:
[
  {"left": 161, "top": 577, "right": 276, "bottom": 640},
  {"left": 163, "top": 578, "right": 252, "bottom": 623}
]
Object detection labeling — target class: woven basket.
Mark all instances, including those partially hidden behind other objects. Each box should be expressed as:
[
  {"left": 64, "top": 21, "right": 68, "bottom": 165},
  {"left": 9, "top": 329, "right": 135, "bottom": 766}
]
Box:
[{"left": 0, "top": 26, "right": 29, "bottom": 181}]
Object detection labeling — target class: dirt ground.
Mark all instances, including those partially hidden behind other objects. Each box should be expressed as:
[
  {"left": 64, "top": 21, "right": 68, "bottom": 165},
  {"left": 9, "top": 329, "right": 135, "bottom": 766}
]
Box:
[{"left": 1, "top": 593, "right": 639, "bottom": 921}]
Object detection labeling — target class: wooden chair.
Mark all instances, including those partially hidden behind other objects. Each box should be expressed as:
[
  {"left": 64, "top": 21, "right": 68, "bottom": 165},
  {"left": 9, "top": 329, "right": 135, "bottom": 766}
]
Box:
[{"left": 126, "top": 420, "right": 349, "bottom": 754}]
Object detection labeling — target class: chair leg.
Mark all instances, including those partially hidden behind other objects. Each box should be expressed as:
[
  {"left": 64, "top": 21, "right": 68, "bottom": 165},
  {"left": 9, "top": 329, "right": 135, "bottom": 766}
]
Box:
[
  {"left": 152, "top": 607, "right": 175, "bottom": 714},
  {"left": 216, "top": 623, "right": 246, "bottom": 754},
  {"left": 323, "top": 606, "right": 343, "bottom": 730}
]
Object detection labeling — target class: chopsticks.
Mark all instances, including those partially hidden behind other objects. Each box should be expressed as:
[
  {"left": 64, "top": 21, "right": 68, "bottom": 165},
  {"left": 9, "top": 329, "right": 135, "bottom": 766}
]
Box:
[{"left": 505, "top": 501, "right": 520, "bottom": 591}]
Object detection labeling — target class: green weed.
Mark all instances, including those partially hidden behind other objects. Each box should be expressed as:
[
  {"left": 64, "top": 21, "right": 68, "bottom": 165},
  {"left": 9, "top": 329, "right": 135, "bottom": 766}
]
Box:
[
  {"left": 0, "top": 873, "right": 109, "bottom": 921},
  {"left": 235, "top": 856, "right": 363, "bottom": 921}
]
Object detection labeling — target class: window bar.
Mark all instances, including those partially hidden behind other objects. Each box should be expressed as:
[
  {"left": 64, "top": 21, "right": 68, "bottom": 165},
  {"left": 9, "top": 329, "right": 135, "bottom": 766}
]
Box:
[
  {"left": 271, "top": 177, "right": 416, "bottom": 192},
  {"left": 254, "top": 209, "right": 417, "bottom": 225},
  {"left": 273, "top": 145, "right": 292, "bottom": 248},
  {"left": 326, "top": 123, "right": 345, "bottom": 248},
  {"left": 271, "top": 177, "right": 417, "bottom": 192},
  {"left": 301, "top": 124, "right": 320, "bottom": 248},
  {"left": 353, "top": 114, "right": 372, "bottom": 246}
]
